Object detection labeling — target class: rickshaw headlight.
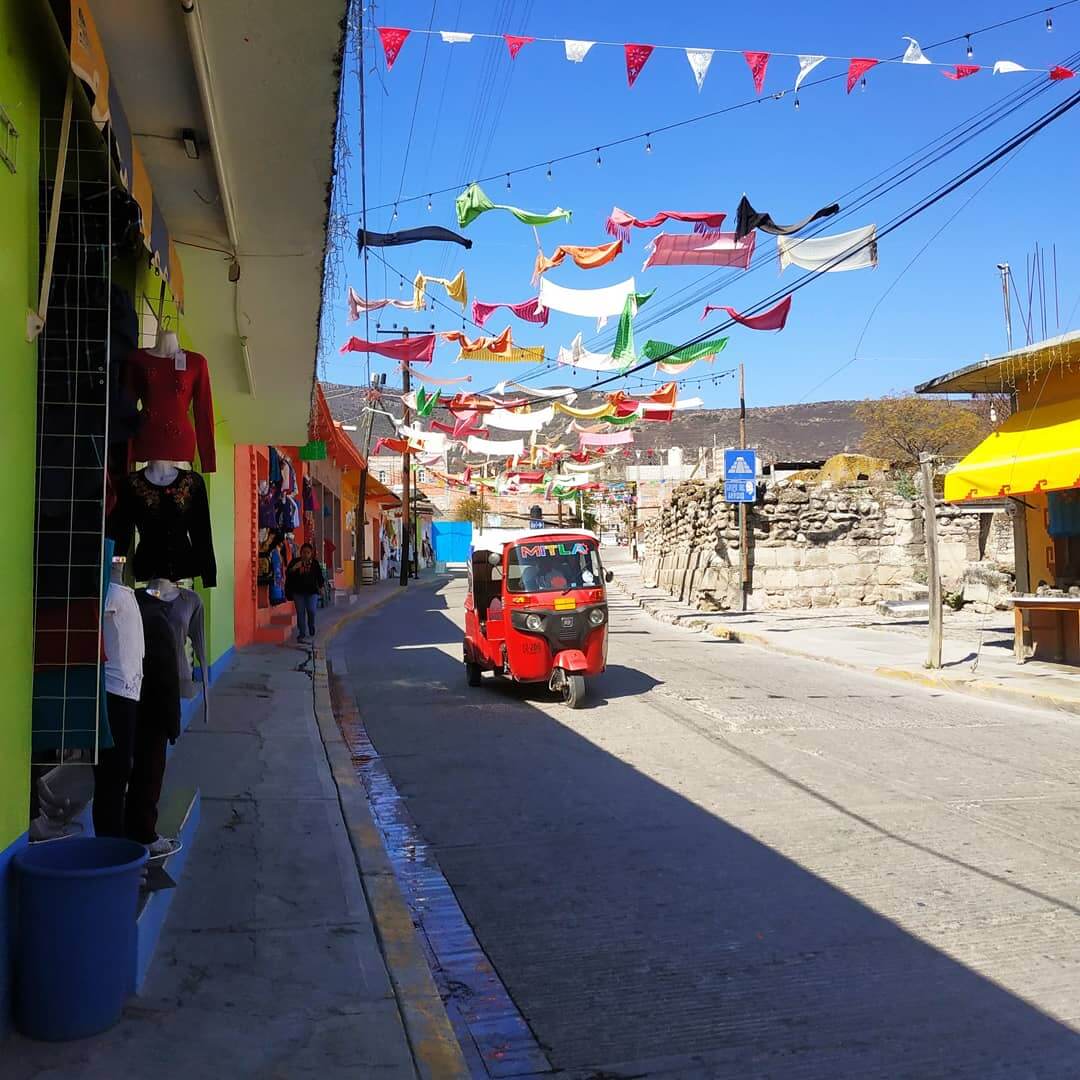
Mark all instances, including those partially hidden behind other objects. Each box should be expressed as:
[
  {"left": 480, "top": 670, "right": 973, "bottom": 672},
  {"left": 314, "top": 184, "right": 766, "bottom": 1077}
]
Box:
[
  {"left": 525, "top": 613, "right": 544, "bottom": 632},
  {"left": 588, "top": 608, "right": 606, "bottom": 627}
]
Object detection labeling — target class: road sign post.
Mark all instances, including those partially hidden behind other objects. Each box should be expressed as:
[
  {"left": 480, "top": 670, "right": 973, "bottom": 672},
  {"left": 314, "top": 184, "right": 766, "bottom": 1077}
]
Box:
[{"left": 724, "top": 446, "right": 757, "bottom": 610}]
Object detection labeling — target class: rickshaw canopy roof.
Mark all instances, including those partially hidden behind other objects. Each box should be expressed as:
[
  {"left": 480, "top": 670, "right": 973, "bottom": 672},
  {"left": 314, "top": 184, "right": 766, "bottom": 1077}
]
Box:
[{"left": 471, "top": 528, "right": 599, "bottom": 556}]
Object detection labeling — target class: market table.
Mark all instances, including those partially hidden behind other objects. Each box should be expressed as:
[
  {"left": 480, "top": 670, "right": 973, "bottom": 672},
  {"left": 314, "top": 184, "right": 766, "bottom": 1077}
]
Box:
[{"left": 1011, "top": 595, "right": 1080, "bottom": 665}]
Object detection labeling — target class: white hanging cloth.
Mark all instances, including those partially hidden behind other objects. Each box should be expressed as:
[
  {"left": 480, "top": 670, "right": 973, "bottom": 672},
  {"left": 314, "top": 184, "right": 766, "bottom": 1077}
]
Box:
[
  {"left": 467, "top": 435, "right": 525, "bottom": 457},
  {"left": 777, "top": 225, "right": 878, "bottom": 273},
  {"left": 538, "top": 276, "right": 637, "bottom": 328},
  {"left": 993, "top": 60, "right": 1028, "bottom": 74},
  {"left": 396, "top": 424, "right": 448, "bottom": 454},
  {"left": 901, "top": 37, "right": 932, "bottom": 64},
  {"left": 556, "top": 333, "right": 623, "bottom": 372},
  {"left": 494, "top": 380, "right": 576, "bottom": 402},
  {"left": 483, "top": 406, "right": 554, "bottom": 432},
  {"left": 564, "top": 460, "right": 606, "bottom": 473},
  {"left": 685, "top": 49, "right": 714, "bottom": 91},
  {"left": 564, "top": 39, "right": 595, "bottom": 63},
  {"left": 440, "top": 31, "right": 474, "bottom": 43},
  {"left": 795, "top": 55, "right": 826, "bottom": 92}
]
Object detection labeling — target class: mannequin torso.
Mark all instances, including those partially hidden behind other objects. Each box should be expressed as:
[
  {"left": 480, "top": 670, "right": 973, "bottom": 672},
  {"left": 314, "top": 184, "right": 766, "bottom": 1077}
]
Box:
[
  {"left": 146, "top": 577, "right": 181, "bottom": 602},
  {"left": 144, "top": 460, "right": 189, "bottom": 486}
]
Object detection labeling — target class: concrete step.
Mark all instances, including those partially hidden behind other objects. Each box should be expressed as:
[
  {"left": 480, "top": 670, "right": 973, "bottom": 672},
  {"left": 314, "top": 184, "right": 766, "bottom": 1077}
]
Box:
[{"left": 876, "top": 599, "right": 930, "bottom": 618}]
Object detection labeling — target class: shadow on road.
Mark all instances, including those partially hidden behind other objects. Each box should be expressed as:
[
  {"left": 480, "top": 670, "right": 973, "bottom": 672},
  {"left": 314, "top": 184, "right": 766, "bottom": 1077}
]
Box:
[{"left": 336, "top": 578, "right": 1080, "bottom": 1078}]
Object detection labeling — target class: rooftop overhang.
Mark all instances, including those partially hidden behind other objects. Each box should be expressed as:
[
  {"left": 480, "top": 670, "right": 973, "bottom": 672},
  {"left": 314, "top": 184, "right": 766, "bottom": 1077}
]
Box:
[
  {"left": 915, "top": 330, "right": 1080, "bottom": 395},
  {"left": 92, "top": 0, "right": 346, "bottom": 445}
]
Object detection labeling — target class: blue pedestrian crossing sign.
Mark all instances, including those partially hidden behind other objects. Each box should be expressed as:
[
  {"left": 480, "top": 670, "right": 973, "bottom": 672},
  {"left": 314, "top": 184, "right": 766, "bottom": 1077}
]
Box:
[{"left": 723, "top": 449, "right": 757, "bottom": 503}]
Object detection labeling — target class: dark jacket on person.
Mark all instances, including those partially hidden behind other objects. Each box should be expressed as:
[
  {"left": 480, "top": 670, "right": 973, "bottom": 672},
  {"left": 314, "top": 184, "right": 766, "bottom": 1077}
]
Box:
[{"left": 285, "top": 557, "right": 325, "bottom": 599}]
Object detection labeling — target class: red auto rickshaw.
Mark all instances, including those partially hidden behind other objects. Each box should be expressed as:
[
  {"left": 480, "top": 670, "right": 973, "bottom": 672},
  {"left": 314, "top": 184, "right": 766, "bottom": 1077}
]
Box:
[{"left": 464, "top": 530, "right": 612, "bottom": 707}]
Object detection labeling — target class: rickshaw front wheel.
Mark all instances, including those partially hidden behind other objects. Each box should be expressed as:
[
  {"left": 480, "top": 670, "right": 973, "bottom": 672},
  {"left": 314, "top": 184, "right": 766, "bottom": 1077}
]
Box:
[
  {"left": 563, "top": 674, "right": 586, "bottom": 709},
  {"left": 466, "top": 661, "right": 482, "bottom": 687}
]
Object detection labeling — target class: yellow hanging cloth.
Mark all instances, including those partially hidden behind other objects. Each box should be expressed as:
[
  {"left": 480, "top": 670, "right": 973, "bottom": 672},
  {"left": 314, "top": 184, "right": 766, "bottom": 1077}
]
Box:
[
  {"left": 553, "top": 399, "right": 616, "bottom": 420},
  {"left": 413, "top": 269, "right": 468, "bottom": 310},
  {"left": 457, "top": 345, "right": 546, "bottom": 364}
]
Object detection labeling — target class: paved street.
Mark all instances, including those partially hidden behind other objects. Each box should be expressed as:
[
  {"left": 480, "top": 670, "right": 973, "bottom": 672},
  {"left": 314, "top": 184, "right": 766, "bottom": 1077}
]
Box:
[{"left": 339, "top": 574, "right": 1080, "bottom": 1078}]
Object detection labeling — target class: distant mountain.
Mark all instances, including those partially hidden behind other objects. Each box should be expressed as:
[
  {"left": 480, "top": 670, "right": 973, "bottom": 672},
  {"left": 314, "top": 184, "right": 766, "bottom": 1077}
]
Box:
[{"left": 323, "top": 381, "right": 865, "bottom": 466}]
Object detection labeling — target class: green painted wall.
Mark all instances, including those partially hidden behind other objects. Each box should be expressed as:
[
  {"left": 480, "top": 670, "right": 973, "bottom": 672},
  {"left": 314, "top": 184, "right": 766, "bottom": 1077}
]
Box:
[{"left": 0, "top": 0, "right": 43, "bottom": 850}]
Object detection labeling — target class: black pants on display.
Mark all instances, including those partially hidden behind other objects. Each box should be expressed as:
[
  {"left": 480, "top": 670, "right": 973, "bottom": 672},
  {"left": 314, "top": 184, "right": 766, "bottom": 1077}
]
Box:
[{"left": 92, "top": 692, "right": 168, "bottom": 844}]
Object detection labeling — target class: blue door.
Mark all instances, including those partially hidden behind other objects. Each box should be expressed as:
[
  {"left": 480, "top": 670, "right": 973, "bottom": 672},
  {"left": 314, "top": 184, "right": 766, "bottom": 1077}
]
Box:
[{"left": 432, "top": 521, "right": 472, "bottom": 564}]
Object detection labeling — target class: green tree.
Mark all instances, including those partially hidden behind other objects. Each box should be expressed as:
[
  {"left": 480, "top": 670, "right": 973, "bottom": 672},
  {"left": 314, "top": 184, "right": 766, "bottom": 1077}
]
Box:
[
  {"left": 452, "top": 495, "right": 484, "bottom": 526},
  {"left": 855, "top": 395, "right": 990, "bottom": 466}
]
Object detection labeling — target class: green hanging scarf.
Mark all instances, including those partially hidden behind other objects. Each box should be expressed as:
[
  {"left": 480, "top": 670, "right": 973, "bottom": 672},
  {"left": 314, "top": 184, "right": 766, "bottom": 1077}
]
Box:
[
  {"left": 415, "top": 386, "right": 440, "bottom": 418},
  {"left": 641, "top": 337, "right": 729, "bottom": 365},
  {"left": 456, "top": 182, "right": 573, "bottom": 229},
  {"left": 612, "top": 289, "right": 657, "bottom": 366},
  {"left": 600, "top": 411, "right": 639, "bottom": 427}
]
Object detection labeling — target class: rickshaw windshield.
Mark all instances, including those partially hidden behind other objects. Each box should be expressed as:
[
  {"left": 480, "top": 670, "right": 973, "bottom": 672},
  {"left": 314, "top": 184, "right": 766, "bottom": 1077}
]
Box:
[{"left": 505, "top": 540, "right": 602, "bottom": 594}]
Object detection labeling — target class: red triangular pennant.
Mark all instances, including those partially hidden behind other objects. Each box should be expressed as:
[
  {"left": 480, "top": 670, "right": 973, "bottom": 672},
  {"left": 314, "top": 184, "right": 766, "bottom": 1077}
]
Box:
[
  {"left": 377, "top": 27, "right": 410, "bottom": 71},
  {"left": 743, "top": 51, "right": 770, "bottom": 94},
  {"left": 846, "top": 57, "right": 879, "bottom": 93},
  {"left": 625, "top": 43, "right": 655, "bottom": 87},
  {"left": 942, "top": 64, "right": 981, "bottom": 80},
  {"left": 504, "top": 35, "right": 534, "bottom": 59},
  {"left": 1050, "top": 65, "right": 1076, "bottom": 80}
]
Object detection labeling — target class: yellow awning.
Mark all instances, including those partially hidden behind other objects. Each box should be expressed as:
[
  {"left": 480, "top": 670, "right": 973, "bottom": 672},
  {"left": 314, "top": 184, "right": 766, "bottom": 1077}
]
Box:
[{"left": 944, "top": 398, "right": 1080, "bottom": 501}]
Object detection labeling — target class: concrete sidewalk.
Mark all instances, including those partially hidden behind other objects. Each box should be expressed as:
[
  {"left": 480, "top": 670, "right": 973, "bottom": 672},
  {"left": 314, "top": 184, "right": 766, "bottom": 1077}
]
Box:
[
  {"left": 6, "top": 574, "right": 466, "bottom": 1079},
  {"left": 610, "top": 554, "right": 1080, "bottom": 717}
]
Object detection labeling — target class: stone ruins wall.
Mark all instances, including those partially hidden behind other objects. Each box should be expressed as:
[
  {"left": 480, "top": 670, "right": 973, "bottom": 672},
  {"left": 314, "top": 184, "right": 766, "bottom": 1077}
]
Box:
[{"left": 639, "top": 477, "right": 1014, "bottom": 611}]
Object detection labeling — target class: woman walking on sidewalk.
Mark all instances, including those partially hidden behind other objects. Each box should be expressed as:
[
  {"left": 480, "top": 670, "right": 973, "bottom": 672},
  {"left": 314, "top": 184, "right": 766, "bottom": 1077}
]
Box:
[{"left": 285, "top": 542, "right": 325, "bottom": 644}]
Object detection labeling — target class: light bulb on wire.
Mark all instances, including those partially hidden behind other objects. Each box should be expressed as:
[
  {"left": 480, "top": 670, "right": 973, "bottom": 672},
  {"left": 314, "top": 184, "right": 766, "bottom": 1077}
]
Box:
[
  {"left": 595, "top": 147, "right": 602, "bottom": 168},
  {"left": 392, "top": 204, "right": 398, "bottom": 221},
  {"left": 860, "top": 77, "right": 867, "bottom": 91},
  {"left": 426, "top": 195, "right": 432, "bottom": 212},
  {"left": 546, "top": 162, "right": 553, "bottom": 179},
  {"left": 644, "top": 133, "right": 653, "bottom": 154},
  {"left": 505, "top": 172, "right": 512, "bottom": 190},
  {"left": 794, "top": 95, "right": 800, "bottom": 111},
  {"left": 966, "top": 35, "right": 974, "bottom": 58},
  {"left": 1047, "top": 15, "right": 1054, "bottom": 30}
]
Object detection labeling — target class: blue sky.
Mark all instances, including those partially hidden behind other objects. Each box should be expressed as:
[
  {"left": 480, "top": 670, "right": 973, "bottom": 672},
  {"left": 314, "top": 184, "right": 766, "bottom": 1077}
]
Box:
[{"left": 319, "top": 0, "right": 1080, "bottom": 411}]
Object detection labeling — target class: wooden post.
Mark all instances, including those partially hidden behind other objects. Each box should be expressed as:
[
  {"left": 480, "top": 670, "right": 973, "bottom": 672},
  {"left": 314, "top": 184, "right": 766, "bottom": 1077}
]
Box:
[
  {"left": 353, "top": 398, "right": 377, "bottom": 591},
  {"left": 738, "top": 363, "right": 749, "bottom": 612},
  {"left": 920, "top": 452, "right": 942, "bottom": 669},
  {"left": 398, "top": 332, "right": 411, "bottom": 587}
]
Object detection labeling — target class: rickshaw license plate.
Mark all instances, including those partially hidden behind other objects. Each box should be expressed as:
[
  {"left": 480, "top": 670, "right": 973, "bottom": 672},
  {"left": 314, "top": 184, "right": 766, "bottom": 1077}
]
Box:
[
  {"left": 560, "top": 616, "right": 575, "bottom": 627},
  {"left": 554, "top": 597, "right": 576, "bottom": 610}
]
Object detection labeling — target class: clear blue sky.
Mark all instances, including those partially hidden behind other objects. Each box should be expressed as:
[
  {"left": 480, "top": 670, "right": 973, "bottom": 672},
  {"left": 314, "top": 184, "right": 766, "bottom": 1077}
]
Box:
[{"left": 319, "top": 0, "right": 1080, "bottom": 411}]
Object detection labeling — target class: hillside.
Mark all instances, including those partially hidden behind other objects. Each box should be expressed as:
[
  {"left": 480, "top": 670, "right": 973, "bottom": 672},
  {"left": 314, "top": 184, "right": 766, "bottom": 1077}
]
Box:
[{"left": 323, "top": 382, "right": 865, "bottom": 466}]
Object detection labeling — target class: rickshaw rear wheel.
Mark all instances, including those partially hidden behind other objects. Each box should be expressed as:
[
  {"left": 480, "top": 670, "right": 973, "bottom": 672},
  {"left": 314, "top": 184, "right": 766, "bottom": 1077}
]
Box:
[
  {"left": 466, "top": 661, "right": 482, "bottom": 687},
  {"left": 562, "top": 674, "right": 586, "bottom": 708}
]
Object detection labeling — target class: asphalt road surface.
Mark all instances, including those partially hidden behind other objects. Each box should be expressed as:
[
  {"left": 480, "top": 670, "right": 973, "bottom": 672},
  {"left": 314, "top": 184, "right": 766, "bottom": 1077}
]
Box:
[{"left": 339, "top": 573, "right": 1080, "bottom": 1079}]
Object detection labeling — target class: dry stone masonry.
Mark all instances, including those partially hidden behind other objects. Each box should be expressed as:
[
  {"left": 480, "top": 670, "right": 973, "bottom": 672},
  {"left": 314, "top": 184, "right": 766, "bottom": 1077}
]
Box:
[{"left": 640, "top": 476, "right": 1014, "bottom": 611}]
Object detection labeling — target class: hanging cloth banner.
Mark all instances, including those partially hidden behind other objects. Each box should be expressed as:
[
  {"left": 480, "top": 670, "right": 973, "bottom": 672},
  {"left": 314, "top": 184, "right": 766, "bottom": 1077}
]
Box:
[
  {"left": 358, "top": 225, "right": 472, "bottom": 250},
  {"left": 625, "top": 43, "right": 655, "bottom": 87},
  {"left": 472, "top": 296, "right": 549, "bottom": 327},
  {"left": 579, "top": 430, "right": 634, "bottom": 448},
  {"left": 505, "top": 35, "right": 534, "bottom": 59},
  {"left": 494, "top": 381, "right": 577, "bottom": 401},
  {"left": 777, "top": 224, "right": 878, "bottom": 272},
  {"left": 612, "top": 290, "right": 656, "bottom": 364},
  {"left": 467, "top": 435, "right": 526, "bottom": 457},
  {"left": 406, "top": 368, "right": 472, "bottom": 386},
  {"left": 556, "top": 333, "right": 623, "bottom": 371},
  {"left": 604, "top": 207, "right": 727, "bottom": 243},
  {"left": 641, "top": 337, "right": 729, "bottom": 365},
  {"left": 564, "top": 460, "right": 606, "bottom": 473},
  {"left": 847, "top": 58, "right": 879, "bottom": 92},
  {"left": 902, "top": 37, "right": 932, "bottom": 65},
  {"left": 414, "top": 269, "right": 468, "bottom": 310},
  {"left": 347, "top": 286, "right": 418, "bottom": 319},
  {"left": 1050, "top": 66, "right": 1076, "bottom": 80},
  {"left": 442, "top": 326, "right": 513, "bottom": 354},
  {"left": 993, "top": 60, "right": 1028, "bottom": 74},
  {"left": 396, "top": 425, "right": 448, "bottom": 454},
  {"left": 565, "top": 40, "right": 595, "bottom": 63},
  {"left": 734, "top": 195, "right": 840, "bottom": 242},
  {"left": 538, "top": 276, "right": 638, "bottom": 326},
  {"left": 415, "top": 387, "right": 440, "bottom": 418},
  {"left": 440, "top": 31, "right": 474, "bottom": 43},
  {"left": 459, "top": 344, "right": 546, "bottom": 363},
  {"left": 377, "top": 27, "right": 410, "bottom": 70},
  {"left": 643, "top": 232, "right": 755, "bottom": 271},
  {"left": 533, "top": 240, "right": 623, "bottom": 282},
  {"left": 686, "top": 48, "right": 714, "bottom": 91},
  {"left": 483, "top": 407, "right": 555, "bottom": 432},
  {"left": 795, "top": 54, "right": 826, "bottom": 92},
  {"left": 744, "top": 51, "right": 770, "bottom": 93},
  {"left": 339, "top": 334, "right": 437, "bottom": 362},
  {"left": 373, "top": 437, "right": 408, "bottom": 455},
  {"left": 554, "top": 400, "right": 616, "bottom": 420},
  {"left": 943, "top": 64, "right": 981, "bottom": 80},
  {"left": 456, "top": 182, "right": 572, "bottom": 229},
  {"left": 701, "top": 295, "right": 792, "bottom": 330}
]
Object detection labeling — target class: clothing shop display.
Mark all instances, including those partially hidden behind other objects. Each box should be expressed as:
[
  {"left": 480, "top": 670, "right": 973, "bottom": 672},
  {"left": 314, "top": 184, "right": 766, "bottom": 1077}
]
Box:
[
  {"left": 455, "top": 182, "right": 572, "bottom": 229},
  {"left": 357, "top": 225, "right": 473, "bottom": 250},
  {"left": 102, "top": 582, "right": 144, "bottom": 701},
  {"left": 604, "top": 207, "right": 726, "bottom": 242},
  {"left": 269, "top": 548, "right": 286, "bottom": 605},
  {"left": 93, "top": 693, "right": 138, "bottom": 839},
  {"left": 642, "top": 232, "right": 755, "bottom": 271},
  {"left": 776, "top": 225, "right": 878, "bottom": 272},
  {"left": 108, "top": 468, "right": 217, "bottom": 587},
  {"left": 538, "top": 277, "right": 639, "bottom": 324},
  {"left": 471, "top": 296, "right": 549, "bottom": 327},
  {"left": 125, "top": 348, "right": 217, "bottom": 472},
  {"left": 733, "top": 195, "right": 840, "bottom": 241},
  {"left": 269, "top": 447, "right": 283, "bottom": 485},
  {"left": 164, "top": 588, "right": 208, "bottom": 720}
]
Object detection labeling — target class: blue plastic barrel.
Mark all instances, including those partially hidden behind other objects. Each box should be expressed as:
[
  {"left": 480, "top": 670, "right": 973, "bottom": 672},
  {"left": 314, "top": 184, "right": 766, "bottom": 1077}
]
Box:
[{"left": 14, "top": 837, "right": 148, "bottom": 1040}]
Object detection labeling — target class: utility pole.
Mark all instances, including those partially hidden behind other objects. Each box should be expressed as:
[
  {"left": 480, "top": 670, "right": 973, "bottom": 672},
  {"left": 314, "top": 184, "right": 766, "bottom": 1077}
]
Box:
[
  {"left": 996, "top": 262, "right": 1013, "bottom": 351},
  {"left": 352, "top": 377, "right": 379, "bottom": 591},
  {"left": 920, "top": 452, "right": 943, "bottom": 669},
  {"left": 398, "top": 330, "right": 411, "bottom": 586},
  {"left": 738, "top": 362, "right": 749, "bottom": 612}
]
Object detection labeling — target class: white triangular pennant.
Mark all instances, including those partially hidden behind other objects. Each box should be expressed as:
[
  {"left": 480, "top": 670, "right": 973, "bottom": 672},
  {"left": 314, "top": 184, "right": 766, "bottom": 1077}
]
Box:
[
  {"left": 440, "top": 31, "right": 474, "bottom": 43},
  {"left": 685, "top": 48, "right": 714, "bottom": 91},
  {"left": 564, "top": 39, "right": 595, "bottom": 63},
  {"left": 794, "top": 54, "right": 826, "bottom": 92},
  {"left": 993, "top": 60, "right": 1028, "bottom": 74},
  {"left": 901, "top": 37, "right": 931, "bottom": 64}
]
